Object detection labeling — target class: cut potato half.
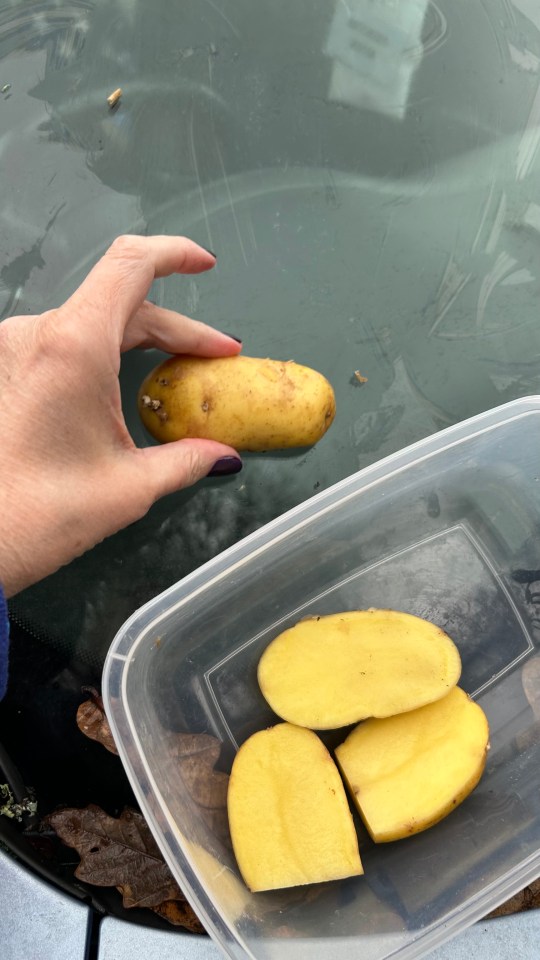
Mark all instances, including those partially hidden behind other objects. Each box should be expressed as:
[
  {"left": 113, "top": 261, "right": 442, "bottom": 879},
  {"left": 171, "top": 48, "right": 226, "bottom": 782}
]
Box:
[
  {"left": 227, "top": 723, "right": 363, "bottom": 892},
  {"left": 258, "top": 609, "right": 462, "bottom": 729},
  {"left": 335, "top": 686, "right": 489, "bottom": 842}
]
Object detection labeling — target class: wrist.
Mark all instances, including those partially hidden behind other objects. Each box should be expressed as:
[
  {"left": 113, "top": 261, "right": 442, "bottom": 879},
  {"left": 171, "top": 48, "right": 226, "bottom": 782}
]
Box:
[
  {"left": 0, "top": 529, "right": 34, "bottom": 598},
  {"left": 0, "top": 478, "right": 54, "bottom": 597}
]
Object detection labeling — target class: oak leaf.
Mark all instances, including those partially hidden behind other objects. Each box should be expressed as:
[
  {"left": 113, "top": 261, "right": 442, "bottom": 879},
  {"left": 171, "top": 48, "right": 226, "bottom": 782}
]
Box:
[
  {"left": 170, "top": 733, "right": 229, "bottom": 810},
  {"left": 153, "top": 899, "right": 205, "bottom": 932},
  {"left": 47, "top": 804, "right": 203, "bottom": 929},
  {"left": 76, "top": 689, "right": 118, "bottom": 755}
]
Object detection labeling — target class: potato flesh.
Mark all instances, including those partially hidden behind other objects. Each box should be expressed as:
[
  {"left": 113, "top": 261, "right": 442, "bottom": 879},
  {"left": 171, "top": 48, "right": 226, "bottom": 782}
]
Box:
[
  {"left": 138, "top": 355, "right": 336, "bottom": 451},
  {"left": 227, "top": 723, "right": 363, "bottom": 892},
  {"left": 335, "top": 687, "right": 489, "bottom": 842},
  {"left": 257, "top": 610, "right": 462, "bottom": 729}
]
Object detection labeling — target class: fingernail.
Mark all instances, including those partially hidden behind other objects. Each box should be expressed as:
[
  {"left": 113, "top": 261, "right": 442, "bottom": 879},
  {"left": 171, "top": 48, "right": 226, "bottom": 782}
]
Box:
[
  {"left": 224, "top": 333, "right": 242, "bottom": 343},
  {"left": 207, "top": 456, "right": 243, "bottom": 478},
  {"left": 200, "top": 245, "right": 217, "bottom": 259}
]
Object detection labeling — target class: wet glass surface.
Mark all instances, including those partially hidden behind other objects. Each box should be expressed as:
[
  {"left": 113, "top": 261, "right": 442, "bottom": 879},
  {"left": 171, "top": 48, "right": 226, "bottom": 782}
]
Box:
[
  {"left": 3, "top": 0, "right": 540, "bottom": 935},
  {"left": 2, "top": 0, "right": 540, "bottom": 664}
]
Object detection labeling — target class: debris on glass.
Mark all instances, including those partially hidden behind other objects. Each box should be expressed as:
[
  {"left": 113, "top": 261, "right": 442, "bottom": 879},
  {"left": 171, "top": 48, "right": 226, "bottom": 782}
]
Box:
[
  {"left": 106, "top": 87, "right": 122, "bottom": 108},
  {"left": 0, "top": 783, "right": 37, "bottom": 821}
]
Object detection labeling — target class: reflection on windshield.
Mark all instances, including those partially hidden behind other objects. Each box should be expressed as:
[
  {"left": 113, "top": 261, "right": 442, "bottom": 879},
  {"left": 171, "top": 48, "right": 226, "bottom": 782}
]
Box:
[
  {"left": 325, "top": 0, "right": 435, "bottom": 120},
  {"left": 2, "top": 0, "right": 540, "bottom": 656}
]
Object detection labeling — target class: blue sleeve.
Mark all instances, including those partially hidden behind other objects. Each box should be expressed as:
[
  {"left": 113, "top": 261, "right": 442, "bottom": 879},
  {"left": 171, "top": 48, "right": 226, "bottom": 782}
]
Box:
[{"left": 0, "top": 583, "right": 9, "bottom": 701}]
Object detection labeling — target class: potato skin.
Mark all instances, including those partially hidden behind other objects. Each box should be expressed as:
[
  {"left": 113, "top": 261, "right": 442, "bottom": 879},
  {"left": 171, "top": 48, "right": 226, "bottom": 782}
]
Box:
[{"left": 138, "top": 355, "right": 336, "bottom": 451}]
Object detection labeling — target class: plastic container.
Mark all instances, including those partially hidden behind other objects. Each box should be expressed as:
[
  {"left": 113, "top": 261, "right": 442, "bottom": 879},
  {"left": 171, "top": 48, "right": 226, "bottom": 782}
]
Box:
[{"left": 103, "top": 397, "right": 540, "bottom": 960}]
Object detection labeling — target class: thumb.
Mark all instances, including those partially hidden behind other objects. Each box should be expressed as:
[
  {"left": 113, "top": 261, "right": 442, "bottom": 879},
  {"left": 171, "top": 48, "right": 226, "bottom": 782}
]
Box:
[{"left": 137, "top": 439, "right": 243, "bottom": 500}]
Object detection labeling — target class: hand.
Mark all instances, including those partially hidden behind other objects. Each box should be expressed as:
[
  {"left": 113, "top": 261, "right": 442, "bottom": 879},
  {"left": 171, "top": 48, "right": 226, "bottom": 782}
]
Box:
[{"left": 0, "top": 235, "right": 242, "bottom": 597}]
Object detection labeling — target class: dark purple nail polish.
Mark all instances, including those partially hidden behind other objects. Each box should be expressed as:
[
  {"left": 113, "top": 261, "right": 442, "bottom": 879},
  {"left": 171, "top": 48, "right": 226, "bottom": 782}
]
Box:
[
  {"left": 207, "top": 456, "right": 243, "bottom": 478},
  {"left": 224, "top": 333, "right": 242, "bottom": 343}
]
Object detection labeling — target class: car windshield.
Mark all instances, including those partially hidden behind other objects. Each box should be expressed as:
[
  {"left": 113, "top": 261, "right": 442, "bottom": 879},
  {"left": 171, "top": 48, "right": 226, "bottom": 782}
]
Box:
[{"left": 1, "top": 0, "right": 540, "bottom": 751}]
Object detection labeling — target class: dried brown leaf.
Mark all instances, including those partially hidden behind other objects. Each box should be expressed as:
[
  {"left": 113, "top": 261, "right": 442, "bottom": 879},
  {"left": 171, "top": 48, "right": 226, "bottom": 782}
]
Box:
[
  {"left": 47, "top": 805, "right": 182, "bottom": 909},
  {"left": 486, "top": 878, "right": 540, "bottom": 918},
  {"left": 75, "top": 701, "right": 227, "bottom": 811},
  {"left": 522, "top": 656, "right": 540, "bottom": 720},
  {"left": 171, "top": 733, "right": 221, "bottom": 764},
  {"left": 169, "top": 733, "right": 230, "bottom": 811},
  {"left": 76, "top": 696, "right": 118, "bottom": 755},
  {"left": 47, "top": 804, "right": 206, "bottom": 931},
  {"left": 67, "top": 713, "right": 230, "bottom": 924},
  {"left": 198, "top": 806, "right": 232, "bottom": 849},
  {"left": 152, "top": 899, "right": 205, "bottom": 932},
  {"left": 181, "top": 752, "right": 228, "bottom": 806}
]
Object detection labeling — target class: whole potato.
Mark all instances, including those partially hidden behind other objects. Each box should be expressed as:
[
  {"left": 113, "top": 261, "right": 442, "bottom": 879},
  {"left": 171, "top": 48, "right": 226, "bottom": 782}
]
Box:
[{"left": 138, "top": 355, "right": 336, "bottom": 451}]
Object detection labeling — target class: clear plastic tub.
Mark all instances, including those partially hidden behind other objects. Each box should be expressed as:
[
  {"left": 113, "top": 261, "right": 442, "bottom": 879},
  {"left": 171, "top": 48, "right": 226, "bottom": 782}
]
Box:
[{"left": 103, "top": 396, "right": 540, "bottom": 960}]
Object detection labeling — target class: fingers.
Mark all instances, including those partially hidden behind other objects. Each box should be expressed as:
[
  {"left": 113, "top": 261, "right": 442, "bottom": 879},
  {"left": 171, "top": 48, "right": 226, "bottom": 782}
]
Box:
[
  {"left": 64, "top": 235, "right": 217, "bottom": 336},
  {"left": 121, "top": 301, "right": 242, "bottom": 356},
  {"left": 137, "top": 439, "right": 242, "bottom": 501}
]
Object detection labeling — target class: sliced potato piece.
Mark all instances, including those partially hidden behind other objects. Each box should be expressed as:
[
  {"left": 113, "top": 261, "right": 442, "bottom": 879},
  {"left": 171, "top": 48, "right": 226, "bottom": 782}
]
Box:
[
  {"left": 258, "top": 609, "right": 461, "bottom": 729},
  {"left": 335, "top": 686, "right": 489, "bottom": 842},
  {"left": 227, "top": 723, "right": 363, "bottom": 892}
]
